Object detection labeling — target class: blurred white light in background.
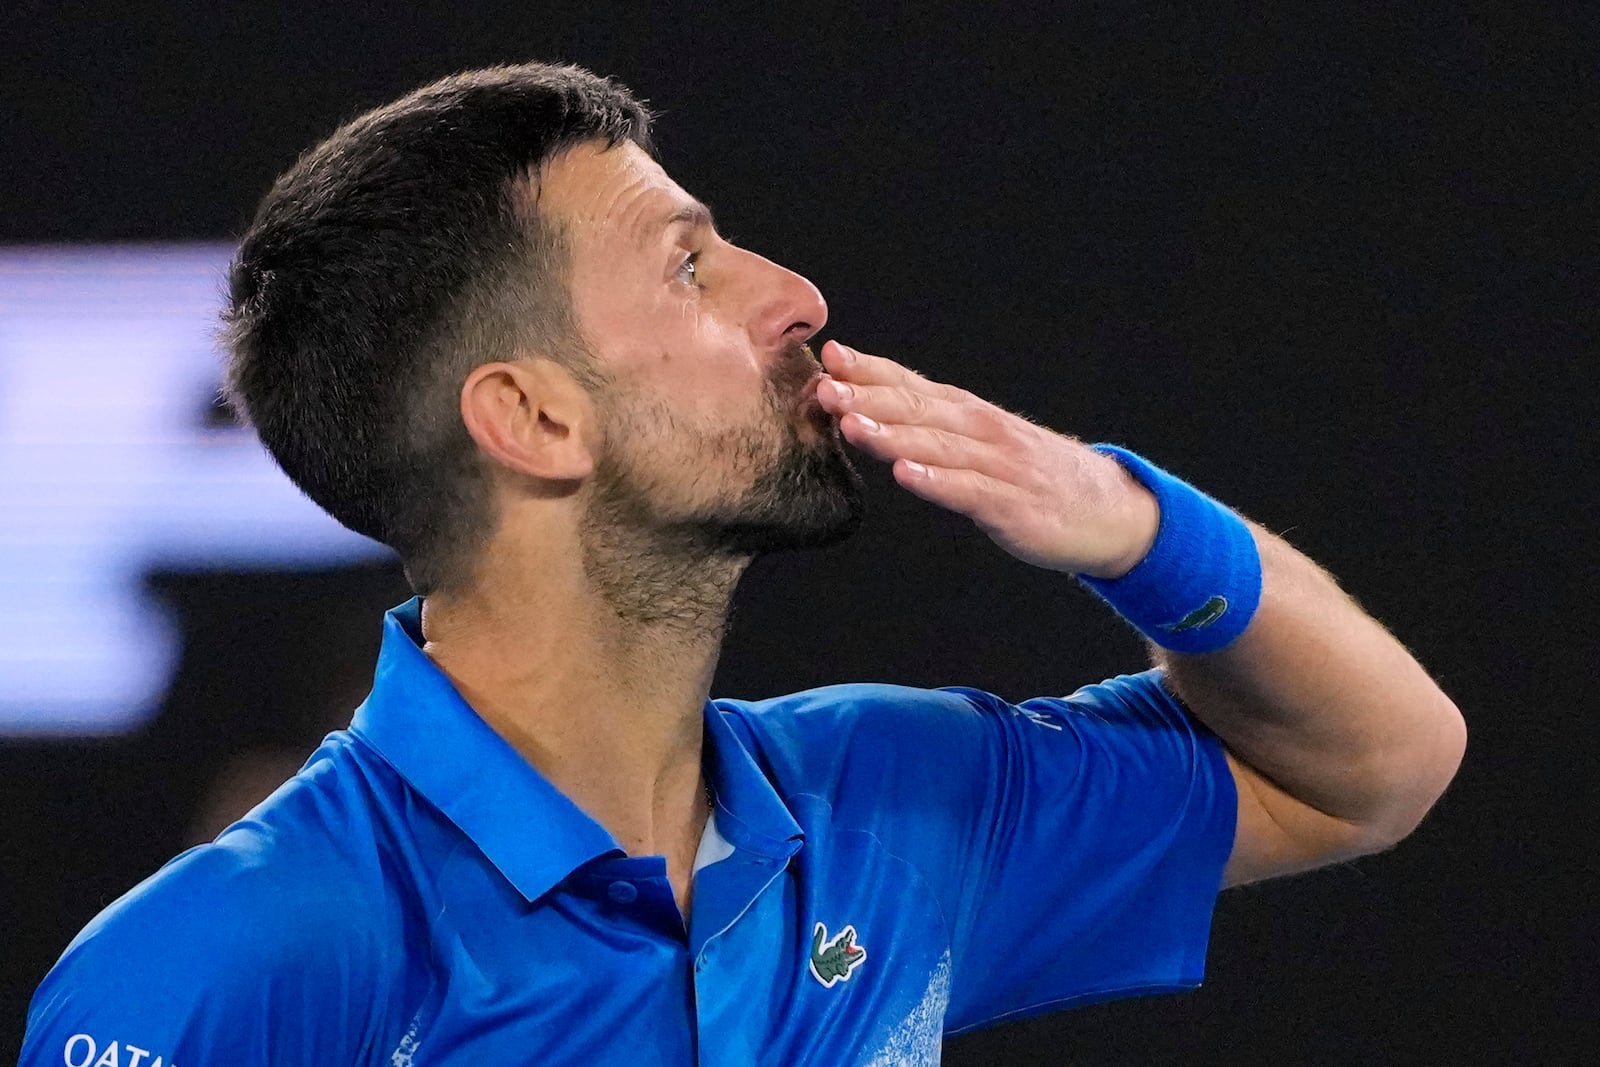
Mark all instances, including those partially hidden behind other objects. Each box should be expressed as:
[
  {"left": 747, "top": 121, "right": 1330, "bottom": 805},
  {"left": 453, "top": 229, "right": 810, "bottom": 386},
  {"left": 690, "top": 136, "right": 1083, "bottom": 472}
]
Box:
[{"left": 0, "top": 245, "right": 393, "bottom": 734}]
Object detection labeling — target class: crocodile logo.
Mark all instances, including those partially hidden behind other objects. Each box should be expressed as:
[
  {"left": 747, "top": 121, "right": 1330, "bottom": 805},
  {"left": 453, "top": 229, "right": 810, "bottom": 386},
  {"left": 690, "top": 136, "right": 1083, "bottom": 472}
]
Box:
[
  {"left": 1160, "top": 595, "right": 1228, "bottom": 633},
  {"left": 809, "top": 922, "right": 867, "bottom": 988}
]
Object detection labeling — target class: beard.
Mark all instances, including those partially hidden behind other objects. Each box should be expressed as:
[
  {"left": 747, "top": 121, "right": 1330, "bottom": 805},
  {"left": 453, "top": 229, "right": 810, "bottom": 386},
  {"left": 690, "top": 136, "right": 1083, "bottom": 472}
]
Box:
[
  {"left": 576, "top": 341, "right": 866, "bottom": 626},
  {"left": 687, "top": 344, "right": 867, "bottom": 555}
]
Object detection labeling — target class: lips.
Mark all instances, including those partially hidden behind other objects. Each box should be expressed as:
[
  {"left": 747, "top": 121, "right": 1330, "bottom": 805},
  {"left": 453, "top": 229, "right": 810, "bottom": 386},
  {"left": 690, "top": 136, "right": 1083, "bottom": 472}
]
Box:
[
  {"left": 798, "top": 374, "right": 836, "bottom": 419},
  {"left": 791, "top": 372, "right": 836, "bottom": 435}
]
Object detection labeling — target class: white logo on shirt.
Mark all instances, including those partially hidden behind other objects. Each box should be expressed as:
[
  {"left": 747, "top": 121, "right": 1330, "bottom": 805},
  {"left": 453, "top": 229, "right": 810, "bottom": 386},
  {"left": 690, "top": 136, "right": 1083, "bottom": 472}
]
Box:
[
  {"left": 62, "top": 1034, "right": 177, "bottom": 1067},
  {"left": 1012, "top": 705, "right": 1063, "bottom": 731},
  {"left": 390, "top": 1013, "right": 423, "bottom": 1067}
]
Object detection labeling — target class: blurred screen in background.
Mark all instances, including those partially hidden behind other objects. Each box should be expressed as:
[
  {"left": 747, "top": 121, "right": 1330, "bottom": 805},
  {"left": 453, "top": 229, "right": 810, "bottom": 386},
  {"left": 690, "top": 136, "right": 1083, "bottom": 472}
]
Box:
[{"left": 0, "top": 245, "right": 392, "bottom": 735}]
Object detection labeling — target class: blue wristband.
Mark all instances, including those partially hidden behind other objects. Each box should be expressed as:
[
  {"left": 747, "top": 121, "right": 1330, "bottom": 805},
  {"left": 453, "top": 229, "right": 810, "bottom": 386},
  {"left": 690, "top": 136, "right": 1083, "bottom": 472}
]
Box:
[{"left": 1078, "top": 445, "right": 1262, "bottom": 653}]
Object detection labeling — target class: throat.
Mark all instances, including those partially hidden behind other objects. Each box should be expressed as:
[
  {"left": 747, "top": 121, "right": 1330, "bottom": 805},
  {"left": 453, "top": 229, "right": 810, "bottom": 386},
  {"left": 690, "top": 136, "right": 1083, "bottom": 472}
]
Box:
[{"left": 580, "top": 520, "right": 749, "bottom": 636}]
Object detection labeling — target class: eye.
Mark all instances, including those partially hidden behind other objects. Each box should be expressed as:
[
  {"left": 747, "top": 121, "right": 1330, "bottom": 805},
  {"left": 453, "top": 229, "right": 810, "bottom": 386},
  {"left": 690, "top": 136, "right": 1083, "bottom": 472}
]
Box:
[{"left": 676, "top": 250, "right": 702, "bottom": 287}]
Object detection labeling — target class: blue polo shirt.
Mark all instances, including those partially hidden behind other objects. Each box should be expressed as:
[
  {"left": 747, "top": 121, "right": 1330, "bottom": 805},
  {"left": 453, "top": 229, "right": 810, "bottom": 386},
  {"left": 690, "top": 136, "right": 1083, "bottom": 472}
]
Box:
[{"left": 24, "top": 598, "right": 1236, "bottom": 1067}]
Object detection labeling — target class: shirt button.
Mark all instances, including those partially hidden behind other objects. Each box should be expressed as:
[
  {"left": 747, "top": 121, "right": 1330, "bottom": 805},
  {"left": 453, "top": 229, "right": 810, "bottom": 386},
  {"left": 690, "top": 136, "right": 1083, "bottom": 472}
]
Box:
[{"left": 607, "top": 880, "right": 639, "bottom": 904}]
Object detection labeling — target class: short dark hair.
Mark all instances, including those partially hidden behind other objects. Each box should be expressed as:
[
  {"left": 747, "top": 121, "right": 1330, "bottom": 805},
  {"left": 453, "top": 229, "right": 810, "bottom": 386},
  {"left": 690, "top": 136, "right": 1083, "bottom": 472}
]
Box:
[{"left": 222, "top": 63, "right": 654, "bottom": 594}]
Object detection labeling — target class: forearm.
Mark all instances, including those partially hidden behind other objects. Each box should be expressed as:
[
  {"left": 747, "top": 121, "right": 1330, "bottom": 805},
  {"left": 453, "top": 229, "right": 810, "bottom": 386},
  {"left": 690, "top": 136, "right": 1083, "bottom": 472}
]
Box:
[{"left": 1154, "top": 520, "right": 1467, "bottom": 844}]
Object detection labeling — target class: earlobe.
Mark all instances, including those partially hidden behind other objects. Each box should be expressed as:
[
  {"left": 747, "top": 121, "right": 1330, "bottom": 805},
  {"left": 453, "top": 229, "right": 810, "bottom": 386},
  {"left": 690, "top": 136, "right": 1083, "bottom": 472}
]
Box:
[{"left": 460, "top": 361, "right": 595, "bottom": 482}]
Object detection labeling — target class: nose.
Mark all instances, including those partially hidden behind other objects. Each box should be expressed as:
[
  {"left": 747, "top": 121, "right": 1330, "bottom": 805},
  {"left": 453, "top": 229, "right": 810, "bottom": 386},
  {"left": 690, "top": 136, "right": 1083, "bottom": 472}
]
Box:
[{"left": 742, "top": 249, "right": 828, "bottom": 350}]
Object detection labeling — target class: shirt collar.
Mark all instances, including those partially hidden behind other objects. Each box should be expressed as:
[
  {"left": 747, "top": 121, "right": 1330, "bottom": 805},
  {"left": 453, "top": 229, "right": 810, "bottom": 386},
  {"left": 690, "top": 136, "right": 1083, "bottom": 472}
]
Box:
[
  {"left": 350, "top": 597, "right": 802, "bottom": 903},
  {"left": 702, "top": 693, "right": 804, "bottom": 860}
]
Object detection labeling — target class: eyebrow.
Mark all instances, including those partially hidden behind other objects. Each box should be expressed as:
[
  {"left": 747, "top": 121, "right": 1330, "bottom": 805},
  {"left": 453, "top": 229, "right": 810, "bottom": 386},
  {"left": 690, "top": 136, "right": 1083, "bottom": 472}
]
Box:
[{"left": 640, "top": 199, "right": 716, "bottom": 249}]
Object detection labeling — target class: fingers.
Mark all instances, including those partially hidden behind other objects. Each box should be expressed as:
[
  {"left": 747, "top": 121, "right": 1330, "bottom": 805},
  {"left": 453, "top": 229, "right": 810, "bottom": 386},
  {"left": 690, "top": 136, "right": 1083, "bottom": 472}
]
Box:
[
  {"left": 815, "top": 342, "right": 993, "bottom": 441},
  {"left": 835, "top": 404, "right": 999, "bottom": 475},
  {"left": 889, "top": 458, "right": 1015, "bottom": 532},
  {"left": 821, "top": 340, "right": 962, "bottom": 400},
  {"left": 814, "top": 338, "right": 1024, "bottom": 481},
  {"left": 819, "top": 376, "right": 972, "bottom": 436},
  {"left": 816, "top": 339, "right": 1049, "bottom": 539}
]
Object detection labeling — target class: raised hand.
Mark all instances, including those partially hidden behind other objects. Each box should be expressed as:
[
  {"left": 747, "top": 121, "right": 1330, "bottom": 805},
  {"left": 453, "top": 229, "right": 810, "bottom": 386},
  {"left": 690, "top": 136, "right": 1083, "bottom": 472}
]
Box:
[{"left": 813, "top": 340, "right": 1159, "bottom": 580}]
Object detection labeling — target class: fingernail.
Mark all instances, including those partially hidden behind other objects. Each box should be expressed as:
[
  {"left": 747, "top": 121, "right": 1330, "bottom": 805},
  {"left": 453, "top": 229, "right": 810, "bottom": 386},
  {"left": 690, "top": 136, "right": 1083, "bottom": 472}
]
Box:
[
  {"left": 838, "top": 344, "right": 857, "bottom": 364},
  {"left": 829, "top": 379, "right": 853, "bottom": 401},
  {"left": 904, "top": 460, "right": 927, "bottom": 476},
  {"left": 855, "top": 413, "right": 880, "bottom": 432}
]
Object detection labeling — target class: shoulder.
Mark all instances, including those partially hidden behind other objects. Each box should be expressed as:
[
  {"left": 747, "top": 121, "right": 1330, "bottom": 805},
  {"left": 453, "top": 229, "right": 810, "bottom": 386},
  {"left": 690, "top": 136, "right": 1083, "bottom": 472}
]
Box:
[
  {"left": 26, "top": 735, "right": 407, "bottom": 1059},
  {"left": 716, "top": 671, "right": 1183, "bottom": 754},
  {"left": 713, "top": 682, "right": 1021, "bottom": 825},
  {"left": 63, "top": 832, "right": 368, "bottom": 981},
  {"left": 716, "top": 682, "right": 985, "bottom": 761},
  {"left": 713, "top": 672, "right": 1205, "bottom": 806},
  {"left": 127, "top": 733, "right": 407, "bottom": 960}
]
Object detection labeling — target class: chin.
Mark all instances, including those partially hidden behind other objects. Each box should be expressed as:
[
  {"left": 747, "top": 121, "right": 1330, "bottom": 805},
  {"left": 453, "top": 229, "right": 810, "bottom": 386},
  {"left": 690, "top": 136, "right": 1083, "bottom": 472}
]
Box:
[{"left": 697, "top": 431, "right": 867, "bottom": 556}]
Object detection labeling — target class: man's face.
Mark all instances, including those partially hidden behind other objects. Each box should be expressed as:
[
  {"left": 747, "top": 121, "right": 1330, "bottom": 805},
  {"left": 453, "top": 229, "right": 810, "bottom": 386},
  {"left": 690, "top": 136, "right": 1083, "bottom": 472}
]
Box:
[{"left": 539, "top": 140, "right": 864, "bottom": 558}]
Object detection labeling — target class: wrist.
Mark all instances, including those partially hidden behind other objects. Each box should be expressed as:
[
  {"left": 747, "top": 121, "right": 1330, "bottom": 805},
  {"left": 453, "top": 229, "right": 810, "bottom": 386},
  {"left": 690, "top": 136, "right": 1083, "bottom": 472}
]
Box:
[
  {"left": 1080, "top": 456, "right": 1161, "bottom": 581},
  {"left": 1077, "top": 445, "right": 1262, "bottom": 654}
]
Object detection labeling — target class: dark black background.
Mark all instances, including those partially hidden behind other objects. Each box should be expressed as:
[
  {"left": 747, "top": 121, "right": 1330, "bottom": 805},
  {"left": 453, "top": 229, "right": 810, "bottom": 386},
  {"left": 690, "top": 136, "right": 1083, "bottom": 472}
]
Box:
[{"left": 3, "top": 4, "right": 1595, "bottom": 1063}]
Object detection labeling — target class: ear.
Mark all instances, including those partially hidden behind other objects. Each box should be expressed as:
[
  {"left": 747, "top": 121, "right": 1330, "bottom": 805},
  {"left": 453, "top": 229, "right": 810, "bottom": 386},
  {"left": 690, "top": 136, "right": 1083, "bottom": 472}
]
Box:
[{"left": 460, "top": 359, "right": 596, "bottom": 481}]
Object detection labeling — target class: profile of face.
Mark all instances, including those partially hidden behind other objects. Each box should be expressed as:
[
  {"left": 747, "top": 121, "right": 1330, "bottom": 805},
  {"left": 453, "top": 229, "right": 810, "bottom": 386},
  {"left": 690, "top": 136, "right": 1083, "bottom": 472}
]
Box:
[{"left": 542, "top": 140, "right": 866, "bottom": 563}]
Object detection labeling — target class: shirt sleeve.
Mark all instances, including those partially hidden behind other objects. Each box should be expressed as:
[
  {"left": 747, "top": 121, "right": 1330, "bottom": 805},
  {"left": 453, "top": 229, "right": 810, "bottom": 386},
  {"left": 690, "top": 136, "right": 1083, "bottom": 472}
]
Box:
[
  {"left": 20, "top": 832, "right": 383, "bottom": 1067},
  {"left": 923, "top": 669, "right": 1237, "bottom": 1033}
]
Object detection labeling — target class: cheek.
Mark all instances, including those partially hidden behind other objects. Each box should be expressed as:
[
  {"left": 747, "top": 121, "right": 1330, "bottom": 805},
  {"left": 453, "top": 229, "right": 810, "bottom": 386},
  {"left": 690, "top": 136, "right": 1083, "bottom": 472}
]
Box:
[
  {"left": 606, "top": 392, "right": 774, "bottom": 507},
  {"left": 653, "top": 319, "right": 769, "bottom": 419}
]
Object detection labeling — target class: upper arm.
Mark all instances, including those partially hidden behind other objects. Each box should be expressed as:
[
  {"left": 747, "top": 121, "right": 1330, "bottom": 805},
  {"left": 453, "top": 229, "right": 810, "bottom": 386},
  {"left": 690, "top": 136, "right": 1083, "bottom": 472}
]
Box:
[
  {"left": 1222, "top": 748, "right": 1381, "bottom": 887},
  {"left": 945, "top": 674, "right": 1238, "bottom": 1028}
]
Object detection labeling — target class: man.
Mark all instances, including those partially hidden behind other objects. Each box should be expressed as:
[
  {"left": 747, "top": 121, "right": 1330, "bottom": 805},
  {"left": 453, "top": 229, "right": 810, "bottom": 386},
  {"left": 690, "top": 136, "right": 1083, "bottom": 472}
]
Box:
[{"left": 22, "top": 63, "right": 1465, "bottom": 1066}]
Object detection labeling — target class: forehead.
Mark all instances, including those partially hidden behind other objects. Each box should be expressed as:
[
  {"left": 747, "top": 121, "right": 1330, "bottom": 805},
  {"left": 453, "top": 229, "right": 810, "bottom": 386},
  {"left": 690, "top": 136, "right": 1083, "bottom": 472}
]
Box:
[{"left": 535, "top": 140, "right": 692, "bottom": 249}]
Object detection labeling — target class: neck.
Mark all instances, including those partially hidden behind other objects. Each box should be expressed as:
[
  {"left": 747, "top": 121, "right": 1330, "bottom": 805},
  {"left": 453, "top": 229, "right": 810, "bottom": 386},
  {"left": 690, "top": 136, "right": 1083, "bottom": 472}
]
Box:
[{"left": 418, "top": 528, "right": 749, "bottom": 878}]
